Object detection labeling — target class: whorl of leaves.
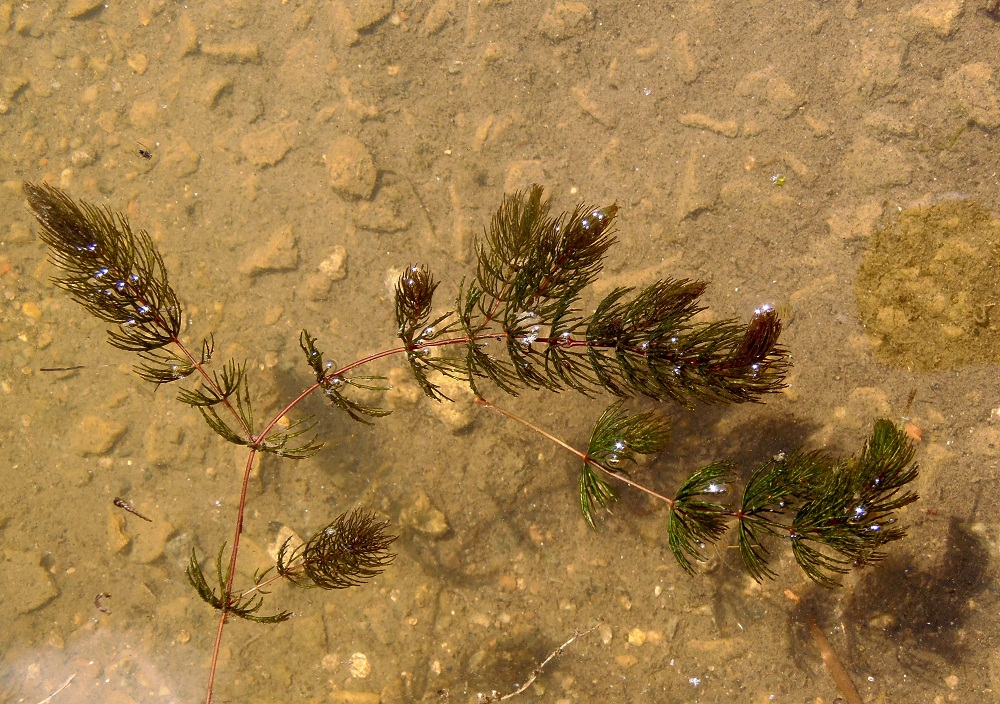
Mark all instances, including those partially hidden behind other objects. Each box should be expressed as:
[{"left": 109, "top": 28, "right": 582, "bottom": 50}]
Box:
[
  {"left": 457, "top": 184, "right": 619, "bottom": 395},
  {"left": 735, "top": 419, "right": 918, "bottom": 587},
  {"left": 394, "top": 265, "right": 466, "bottom": 401},
  {"left": 666, "top": 462, "right": 735, "bottom": 572},
  {"left": 428, "top": 185, "right": 789, "bottom": 406},
  {"left": 186, "top": 544, "right": 291, "bottom": 624},
  {"left": 23, "top": 182, "right": 193, "bottom": 383},
  {"left": 300, "top": 330, "right": 391, "bottom": 423},
  {"left": 277, "top": 508, "right": 397, "bottom": 590},
  {"left": 579, "top": 401, "right": 671, "bottom": 528}
]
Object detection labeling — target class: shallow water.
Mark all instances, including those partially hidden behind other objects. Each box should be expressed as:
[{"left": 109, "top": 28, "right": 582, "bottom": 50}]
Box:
[{"left": 1, "top": 1, "right": 999, "bottom": 703}]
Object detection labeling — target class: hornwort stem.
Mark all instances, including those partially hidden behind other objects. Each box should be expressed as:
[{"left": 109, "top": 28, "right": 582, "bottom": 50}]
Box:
[{"left": 473, "top": 396, "right": 676, "bottom": 507}]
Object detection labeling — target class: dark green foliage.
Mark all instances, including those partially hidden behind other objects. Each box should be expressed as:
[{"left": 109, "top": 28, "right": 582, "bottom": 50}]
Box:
[
  {"left": 787, "top": 420, "right": 919, "bottom": 586},
  {"left": 186, "top": 545, "right": 291, "bottom": 624},
  {"left": 179, "top": 358, "right": 255, "bottom": 444},
  {"left": 23, "top": 182, "right": 189, "bottom": 382},
  {"left": 394, "top": 185, "right": 788, "bottom": 408},
  {"left": 300, "top": 331, "right": 391, "bottom": 423},
  {"left": 576, "top": 405, "right": 919, "bottom": 585},
  {"left": 580, "top": 402, "right": 671, "bottom": 528},
  {"left": 736, "top": 451, "right": 833, "bottom": 582},
  {"left": 732, "top": 420, "right": 918, "bottom": 586},
  {"left": 277, "top": 509, "right": 397, "bottom": 589},
  {"left": 455, "top": 186, "right": 618, "bottom": 395},
  {"left": 26, "top": 177, "right": 920, "bottom": 653},
  {"left": 666, "top": 462, "right": 735, "bottom": 572},
  {"left": 394, "top": 265, "right": 466, "bottom": 401}
]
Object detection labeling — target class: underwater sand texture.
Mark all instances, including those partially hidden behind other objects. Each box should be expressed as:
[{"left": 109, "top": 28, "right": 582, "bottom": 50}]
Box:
[{"left": 2, "top": 0, "right": 1000, "bottom": 703}]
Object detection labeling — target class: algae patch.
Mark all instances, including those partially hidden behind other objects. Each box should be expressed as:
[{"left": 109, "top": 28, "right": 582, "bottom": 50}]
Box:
[{"left": 855, "top": 199, "right": 1000, "bottom": 371}]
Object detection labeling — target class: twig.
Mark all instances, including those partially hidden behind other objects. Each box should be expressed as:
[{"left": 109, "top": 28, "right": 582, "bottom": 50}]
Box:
[
  {"left": 479, "top": 620, "right": 603, "bottom": 703},
  {"left": 34, "top": 674, "right": 75, "bottom": 704},
  {"left": 806, "top": 613, "right": 863, "bottom": 704}
]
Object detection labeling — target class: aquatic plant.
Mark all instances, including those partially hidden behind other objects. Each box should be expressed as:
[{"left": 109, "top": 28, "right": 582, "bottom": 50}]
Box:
[{"left": 23, "top": 181, "right": 918, "bottom": 702}]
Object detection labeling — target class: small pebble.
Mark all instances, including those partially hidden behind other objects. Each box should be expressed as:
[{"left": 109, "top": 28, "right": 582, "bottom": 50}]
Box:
[
  {"left": 127, "top": 53, "right": 148, "bottom": 74},
  {"left": 349, "top": 652, "right": 371, "bottom": 678},
  {"left": 22, "top": 301, "right": 41, "bottom": 319}
]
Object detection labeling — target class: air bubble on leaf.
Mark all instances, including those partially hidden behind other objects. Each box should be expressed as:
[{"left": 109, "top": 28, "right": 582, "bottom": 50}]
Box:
[
  {"left": 853, "top": 505, "right": 867, "bottom": 519},
  {"left": 704, "top": 483, "right": 727, "bottom": 495}
]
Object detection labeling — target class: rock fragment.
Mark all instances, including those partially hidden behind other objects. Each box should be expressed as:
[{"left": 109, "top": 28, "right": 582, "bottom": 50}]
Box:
[
  {"left": 1, "top": 549, "right": 59, "bottom": 614},
  {"left": 65, "top": 0, "right": 104, "bottom": 19},
  {"left": 240, "top": 121, "right": 299, "bottom": 167},
  {"left": 132, "top": 518, "right": 176, "bottom": 564},
  {"left": 677, "top": 112, "right": 739, "bottom": 137},
  {"left": 350, "top": 0, "right": 394, "bottom": 30},
  {"left": 75, "top": 415, "right": 127, "bottom": 456},
  {"left": 736, "top": 67, "right": 804, "bottom": 118},
  {"left": 672, "top": 31, "right": 700, "bottom": 83},
  {"left": 949, "top": 63, "right": 1000, "bottom": 131},
  {"left": 305, "top": 246, "right": 349, "bottom": 300},
  {"left": 906, "top": 0, "right": 964, "bottom": 36},
  {"left": 422, "top": 0, "right": 455, "bottom": 35},
  {"left": 326, "top": 135, "right": 377, "bottom": 200},
  {"left": 400, "top": 490, "right": 450, "bottom": 538},
  {"left": 163, "top": 136, "right": 200, "bottom": 177},
  {"left": 539, "top": 2, "right": 593, "bottom": 41},
  {"left": 239, "top": 224, "right": 300, "bottom": 276},
  {"left": 201, "top": 43, "right": 260, "bottom": 63},
  {"left": 425, "top": 374, "right": 476, "bottom": 432}
]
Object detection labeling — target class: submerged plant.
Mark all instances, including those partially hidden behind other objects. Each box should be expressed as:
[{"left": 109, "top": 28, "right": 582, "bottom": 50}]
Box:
[{"left": 23, "top": 181, "right": 918, "bottom": 702}]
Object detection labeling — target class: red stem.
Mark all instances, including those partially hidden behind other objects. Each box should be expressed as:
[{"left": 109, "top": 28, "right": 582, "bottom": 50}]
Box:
[
  {"left": 193, "top": 324, "right": 737, "bottom": 702},
  {"left": 473, "top": 396, "right": 676, "bottom": 507}
]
